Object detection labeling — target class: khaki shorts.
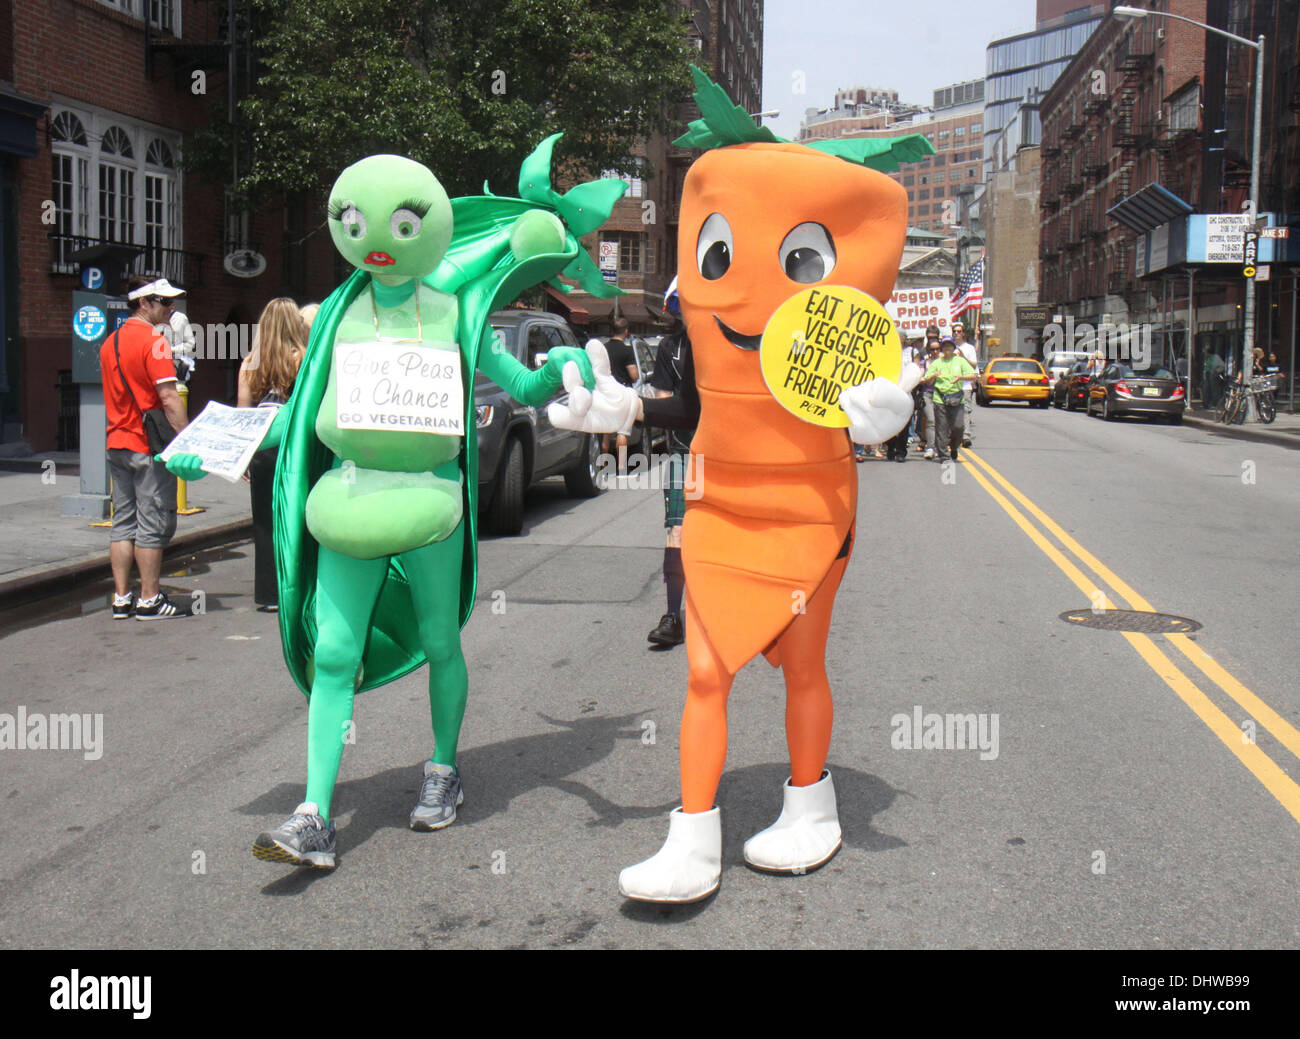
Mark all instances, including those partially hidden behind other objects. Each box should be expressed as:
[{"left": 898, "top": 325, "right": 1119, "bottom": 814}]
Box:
[{"left": 108, "top": 449, "right": 177, "bottom": 549}]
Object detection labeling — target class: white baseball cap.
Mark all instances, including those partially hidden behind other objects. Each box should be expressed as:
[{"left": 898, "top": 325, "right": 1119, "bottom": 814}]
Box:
[{"left": 127, "top": 278, "right": 185, "bottom": 300}]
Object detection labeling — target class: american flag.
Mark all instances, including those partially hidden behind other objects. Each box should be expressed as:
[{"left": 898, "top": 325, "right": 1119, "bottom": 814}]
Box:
[{"left": 951, "top": 259, "right": 985, "bottom": 319}]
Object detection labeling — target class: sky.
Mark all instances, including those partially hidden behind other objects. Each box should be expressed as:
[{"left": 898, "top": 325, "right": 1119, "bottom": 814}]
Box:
[{"left": 762, "top": 0, "right": 1038, "bottom": 139}]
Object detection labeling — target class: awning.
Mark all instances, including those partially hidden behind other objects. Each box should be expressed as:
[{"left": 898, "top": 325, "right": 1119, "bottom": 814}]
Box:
[
  {"left": 544, "top": 285, "right": 589, "bottom": 322},
  {"left": 564, "top": 294, "right": 666, "bottom": 327},
  {"left": 1107, "top": 182, "right": 1193, "bottom": 234},
  {"left": 0, "top": 85, "right": 46, "bottom": 158}
]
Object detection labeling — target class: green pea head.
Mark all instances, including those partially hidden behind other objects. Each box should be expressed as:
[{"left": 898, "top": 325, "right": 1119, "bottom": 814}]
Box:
[{"left": 327, "top": 155, "right": 453, "bottom": 279}]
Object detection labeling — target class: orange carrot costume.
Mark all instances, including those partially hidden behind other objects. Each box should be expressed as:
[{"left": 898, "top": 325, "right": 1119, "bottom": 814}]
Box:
[{"left": 550, "top": 67, "right": 932, "bottom": 902}]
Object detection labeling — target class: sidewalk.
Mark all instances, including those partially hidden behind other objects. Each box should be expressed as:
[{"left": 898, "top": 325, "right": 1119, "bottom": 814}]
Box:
[
  {"left": 1181, "top": 406, "right": 1300, "bottom": 450},
  {"left": 0, "top": 452, "right": 252, "bottom": 610}
]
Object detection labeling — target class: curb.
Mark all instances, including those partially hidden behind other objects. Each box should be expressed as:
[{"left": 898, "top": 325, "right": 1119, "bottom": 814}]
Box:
[
  {"left": 0, "top": 519, "right": 253, "bottom": 613},
  {"left": 1181, "top": 415, "right": 1300, "bottom": 450}
]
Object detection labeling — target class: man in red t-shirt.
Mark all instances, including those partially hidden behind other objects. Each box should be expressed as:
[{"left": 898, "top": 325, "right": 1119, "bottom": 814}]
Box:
[{"left": 99, "top": 275, "right": 191, "bottom": 619}]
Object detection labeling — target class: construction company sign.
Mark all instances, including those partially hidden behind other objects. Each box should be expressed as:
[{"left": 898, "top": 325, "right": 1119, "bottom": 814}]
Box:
[{"left": 886, "top": 286, "right": 952, "bottom": 337}]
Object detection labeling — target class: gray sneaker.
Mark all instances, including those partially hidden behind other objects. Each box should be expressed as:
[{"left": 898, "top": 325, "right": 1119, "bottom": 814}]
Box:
[
  {"left": 410, "top": 762, "right": 464, "bottom": 831},
  {"left": 253, "top": 801, "right": 337, "bottom": 869}
]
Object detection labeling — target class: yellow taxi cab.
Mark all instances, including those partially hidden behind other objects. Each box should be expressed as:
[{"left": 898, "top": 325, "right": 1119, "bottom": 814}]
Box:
[{"left": 976, "top": 354, "right": 1050, "bottom": 408}]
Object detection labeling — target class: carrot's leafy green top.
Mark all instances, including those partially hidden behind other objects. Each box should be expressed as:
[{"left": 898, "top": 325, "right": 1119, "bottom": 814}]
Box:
[{"left": 673, "top": 65, "right": 935, "bottom": 172}]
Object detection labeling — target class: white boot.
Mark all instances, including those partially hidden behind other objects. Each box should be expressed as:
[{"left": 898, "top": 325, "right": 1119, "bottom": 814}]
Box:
[
  {"left": 618, "top": 807, "right": 722, "bottom": 903},
  {"left": 743, "top": 770, "right": 842, "bottom": 873}
]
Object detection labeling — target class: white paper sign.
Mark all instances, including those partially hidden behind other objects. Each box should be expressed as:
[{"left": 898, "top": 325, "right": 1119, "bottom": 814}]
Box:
[
  {"left": 160, "top": 401, "right": 278, "bottom": 482},
  {"left": 334, "top": 340, "right": 464, "bottom": 435},
  {"left": 886, "top": 287, "right": 952, "bottom": 337}
]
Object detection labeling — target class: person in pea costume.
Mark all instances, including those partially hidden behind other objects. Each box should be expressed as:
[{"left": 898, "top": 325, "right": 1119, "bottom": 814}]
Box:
[{"left": 166, "top": 139, "right": 623, "bottom": 868}]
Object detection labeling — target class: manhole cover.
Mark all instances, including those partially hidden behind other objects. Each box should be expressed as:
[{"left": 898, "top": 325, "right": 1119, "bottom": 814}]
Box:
[{"left": 1059, "top": 609, "right": 1202, "bottom": 634}]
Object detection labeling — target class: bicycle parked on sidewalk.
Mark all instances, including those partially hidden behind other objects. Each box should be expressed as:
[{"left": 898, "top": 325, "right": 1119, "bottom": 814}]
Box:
[{"left": 1217, "top": 372, "right": 1277, "bottom": 425}]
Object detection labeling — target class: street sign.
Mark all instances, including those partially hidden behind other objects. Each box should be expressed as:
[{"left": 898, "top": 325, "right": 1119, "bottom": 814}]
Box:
[
  {"left": 1261, "top": 227, "right": 1290, "bottom": 239},
  {"left": 73, "top": 304, "right": 106, "bottom": 341},
  {"left": 1015, "top": 305, "right": 1053, "bottom": 329},
  {"left": 80, "top": 266, "right": 105, "bottom": 291},
  {"left": 598, "top": 240, "right": 618, "bottom": 272},
  {"left": 1243, "top": 265, "right": 1256, "bottom": 279},
  {"left": 1243, "top": 230, "right": 1259, "bottom": 265},
  {"left": 1256, "top": 265, "right": 1271, "bottom": 281},
  {"left": 601, "top": 268, "right": 617, "bottom": 285}
]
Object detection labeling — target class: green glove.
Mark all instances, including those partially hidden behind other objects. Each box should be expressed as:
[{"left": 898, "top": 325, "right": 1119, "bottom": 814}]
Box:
[
  {"left": 158, "top": 452, "right": 208, "bottom": 482},
  {"left": 543, "top": 346, "right": 594, "bottom": 394}
]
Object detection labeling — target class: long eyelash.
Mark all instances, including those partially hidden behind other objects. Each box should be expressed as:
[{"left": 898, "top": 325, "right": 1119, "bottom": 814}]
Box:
[
  {"left": 398, "top": 198, "right": 431, "bottom": 219},
  {"left": 327, "top": 199, "right": 348, "bottom": 221}
]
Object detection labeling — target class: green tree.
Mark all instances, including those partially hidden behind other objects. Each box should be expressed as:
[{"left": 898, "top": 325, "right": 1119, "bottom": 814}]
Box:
[{"left": 191, "top": 0, "right": 698, "bottom": 202}]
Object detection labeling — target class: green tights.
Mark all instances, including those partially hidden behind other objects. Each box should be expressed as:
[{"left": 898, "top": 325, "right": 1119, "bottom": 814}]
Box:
[{"left": 304, "top": 525, "right": 467, "bottom": 821}]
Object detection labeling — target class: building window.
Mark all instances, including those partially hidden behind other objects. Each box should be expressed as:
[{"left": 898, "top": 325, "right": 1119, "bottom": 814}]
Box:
[
  {"left": 611, "top": 231, "right": 647, "bottom": 274},
  {"left": 1170, "top": 83, "right": 1198, "bottom": 132},
  {"left": 919, "top": 189, "right": 930, "bottom": 200},
  {"left": 967, "top": 168, "right": 977, "bottom": 178},
  {"left": 903, "top": 175, "right": 915, "bottom": 186},
  {"left": 970, "top": 122, "right": 982, "bottom": 134},
  {"left": 94, "top": 0, "right": 181, "bottom": 35},
  {"left": 919, "top": 174, "right": 929, "bottom": 185},
  {"left": 934, "top": 171, "right": 946, "bottom": 182},
  {"left": 938, "top": 129, "right": 950, "bottom": 142},
  {"left": 918, "top": 205, "right": 930, "bottom": 216},
  {"left": 955, "top": 126, "right": 966, "bottom": 137},
  {"left": 49, "top": 105, "right": 182, "bottom": 275},
  {"left": 602, "top": 160, "right": 645, "bottom": 199}
]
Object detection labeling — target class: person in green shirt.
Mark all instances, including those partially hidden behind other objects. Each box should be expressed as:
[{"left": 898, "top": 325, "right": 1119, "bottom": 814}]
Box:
[{"left": 921, "top": 337, "right": 978, "bottom": 461}]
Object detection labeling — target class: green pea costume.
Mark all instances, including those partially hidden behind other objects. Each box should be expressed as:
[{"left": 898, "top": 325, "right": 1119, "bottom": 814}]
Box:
[{"left": 168, "top": 138, "right": 623, "bottom": 857}]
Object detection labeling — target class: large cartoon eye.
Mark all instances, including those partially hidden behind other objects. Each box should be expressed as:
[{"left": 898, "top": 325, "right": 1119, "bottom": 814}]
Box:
[
  {"left": 390, "top": 208, "right": 422, "bottom": 240},
  {"left": 340, "top": 207, "right": 366, "bottom": 240},
  {"left": 696, "top": 212, "right": 733, "bottom": 280},
  {"left": 779, "top": 222, "right": 836, "bottom": 283}
]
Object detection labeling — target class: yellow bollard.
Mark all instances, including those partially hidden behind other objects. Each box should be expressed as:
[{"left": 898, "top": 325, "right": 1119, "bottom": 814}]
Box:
[{"left": 175, "top": 384, "right": 206, "bottom": 516}]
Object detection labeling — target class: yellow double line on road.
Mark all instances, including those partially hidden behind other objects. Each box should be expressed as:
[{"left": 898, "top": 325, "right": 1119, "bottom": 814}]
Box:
[{"left": 960, "top": 447, "right": 1300, "bottom": 826}]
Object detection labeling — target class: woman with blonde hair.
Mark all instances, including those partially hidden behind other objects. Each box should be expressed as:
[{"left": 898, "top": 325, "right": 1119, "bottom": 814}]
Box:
[{"left": 239, "top": 298, "right": 307, "bottom": 610}]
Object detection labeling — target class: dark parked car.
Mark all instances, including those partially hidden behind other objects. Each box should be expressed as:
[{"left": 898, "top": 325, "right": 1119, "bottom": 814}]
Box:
[
  {"left": 1054, "top": 361, "right": 1099, "bottom": 411},
  {"left": 475, "top": 310, "right": 601, "bottom": 535},
  {"left": 1085, "top": 362, "right": 1186, "bottom": 423}
]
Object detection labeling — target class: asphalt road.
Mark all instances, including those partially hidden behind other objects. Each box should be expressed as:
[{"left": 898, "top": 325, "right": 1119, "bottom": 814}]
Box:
[{"left": 2, "top": 403, "right": 1298, "bottom": 949}]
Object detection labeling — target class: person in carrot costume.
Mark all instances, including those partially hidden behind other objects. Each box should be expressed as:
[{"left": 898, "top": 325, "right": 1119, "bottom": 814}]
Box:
[{"left": 550, "top": 67, "right": 932, "bottom": 902}]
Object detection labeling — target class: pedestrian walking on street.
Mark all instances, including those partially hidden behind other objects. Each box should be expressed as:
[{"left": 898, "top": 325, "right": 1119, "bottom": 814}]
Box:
[
  {"left": 647, "top": 279, "right": 693, "bottom": 648},
  {"left": 921, "top": 336, "right": 978, "bottom": 462},
  {"left": 952, "top": 322, "right": 975, "bottom": 446},
  {"left": 101, "top": 276, "right": 191, "bottom": 619},
  {"left": 917, "top": 336, "right": 940, "bottom": 458},
  {"left": 237, "top": 298, "right": 307, "bottom": 611}
]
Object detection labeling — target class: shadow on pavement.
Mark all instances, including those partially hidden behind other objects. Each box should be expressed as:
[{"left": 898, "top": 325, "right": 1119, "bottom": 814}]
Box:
[
  {"left": 617, "top": 762, "right": 905, "bottom": 923},
  {"left": 239, "top": 713, "right": 905, "bottom": 901}
]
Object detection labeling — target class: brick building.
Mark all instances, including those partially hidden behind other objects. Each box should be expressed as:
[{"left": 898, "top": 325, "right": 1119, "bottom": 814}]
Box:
[
  {"left": 799, "top": 80, "right": 985, "bottom": 236},
  {"left": 563, "top": 0, "right": 764, "bottom": 333},
  {"left": 1039, "top": 0, "right": 1300, "bottom": 398},
  {"left": 1, "top": 0, "right": 336, "bottom": 455}
]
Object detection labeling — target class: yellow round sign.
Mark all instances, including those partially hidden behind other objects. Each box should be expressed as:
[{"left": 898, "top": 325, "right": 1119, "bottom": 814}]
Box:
[{"left": 759, "top": 285, "right": 901, "bottom": 427}]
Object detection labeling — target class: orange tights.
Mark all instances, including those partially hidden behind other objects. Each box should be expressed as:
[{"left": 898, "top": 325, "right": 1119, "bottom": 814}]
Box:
[{"left": 679, "top": 557, "right": 846, "bottom": 813}]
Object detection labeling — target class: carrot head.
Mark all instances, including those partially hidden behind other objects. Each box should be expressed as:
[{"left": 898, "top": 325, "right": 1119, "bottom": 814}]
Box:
[{"left": 679, "top": 142, "right": 908, "bottom": 397}]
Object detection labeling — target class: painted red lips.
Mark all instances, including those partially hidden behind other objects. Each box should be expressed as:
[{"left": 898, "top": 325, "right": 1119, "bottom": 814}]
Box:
[{"left": 365, "top": 252, "right": 395, "bottom": 266}]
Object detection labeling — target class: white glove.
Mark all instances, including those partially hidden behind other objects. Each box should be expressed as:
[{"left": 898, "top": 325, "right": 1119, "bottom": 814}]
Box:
[
  {"left": 547, "top": 338, "right": 643, "bottom": 435},
  {"left": 839, "top": 361, "right": 924, "bottom": 445}
]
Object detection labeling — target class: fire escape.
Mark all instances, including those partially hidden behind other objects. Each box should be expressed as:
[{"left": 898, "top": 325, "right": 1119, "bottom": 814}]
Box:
[{"left": 1111, "top": 26, "right": 1155, "bottom": 299}]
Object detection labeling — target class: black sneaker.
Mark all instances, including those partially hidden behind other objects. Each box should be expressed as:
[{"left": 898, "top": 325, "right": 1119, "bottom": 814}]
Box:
[
  {"left": 134, "top": 592, "right": 190, "bottom": 620},
  {"left": 961, "top": 436, "right": 972, "bottom": 447},
  {"left": 648, "top": 612, "right": 685, "bottom": 647},
  {"left": 253, "top": 802, "right": 337, "bottom": 868},
  {"left": 112, "top": 593, "right": 134, "bottom": 620}
]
